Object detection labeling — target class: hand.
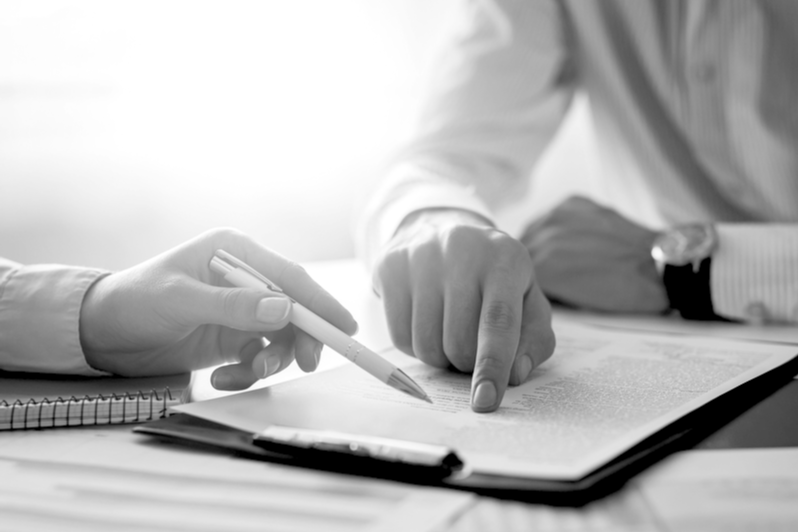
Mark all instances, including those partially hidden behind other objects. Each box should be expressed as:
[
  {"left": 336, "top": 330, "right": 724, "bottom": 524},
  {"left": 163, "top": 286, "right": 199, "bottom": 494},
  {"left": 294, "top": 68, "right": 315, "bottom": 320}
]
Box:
[
  {"left": 79, "top": 228, "right": 358, "bottom": 390},
  {"left": 521, "top": 196, "right": 668, "bottom": 313},
  {"left": 373, "top": 209, "right": 555, "bottom": 413}
]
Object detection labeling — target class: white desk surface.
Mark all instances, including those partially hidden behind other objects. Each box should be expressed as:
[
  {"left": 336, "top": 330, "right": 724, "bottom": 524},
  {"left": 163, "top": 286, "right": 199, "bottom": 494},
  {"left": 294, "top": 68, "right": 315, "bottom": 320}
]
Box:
[{"left": 1, "top": 259, "right": 795, "bottom": 532}]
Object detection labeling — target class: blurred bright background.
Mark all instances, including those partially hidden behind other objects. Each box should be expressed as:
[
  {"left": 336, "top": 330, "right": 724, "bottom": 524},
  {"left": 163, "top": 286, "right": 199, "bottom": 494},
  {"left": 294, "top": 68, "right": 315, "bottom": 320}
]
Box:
[{"left": 1, "top": 0, "right": 599, "bottom": 271}]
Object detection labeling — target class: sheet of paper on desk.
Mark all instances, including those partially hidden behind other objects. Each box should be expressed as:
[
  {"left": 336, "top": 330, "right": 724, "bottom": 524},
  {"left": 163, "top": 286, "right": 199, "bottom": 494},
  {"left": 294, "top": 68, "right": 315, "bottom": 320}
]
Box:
[
  {"left": 175, "top": 322, "right": 797, "bottom": 481},
  {"left": 632, "top": 448, "right": 798, "bottom": 532},
  {"left": 0, "top": 427, "right": 474, "bottom": 532}
]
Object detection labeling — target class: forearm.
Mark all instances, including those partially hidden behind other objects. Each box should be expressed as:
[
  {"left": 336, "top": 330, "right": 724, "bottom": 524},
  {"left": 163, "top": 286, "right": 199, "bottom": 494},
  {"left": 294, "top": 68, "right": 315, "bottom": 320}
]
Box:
[
  {"left": 357, "top": 0, "right": 574, "bottom": 268},
  {"left": 0, "top": 259, "right": 110, "bottom": 375},
  {"left": 711, "top": 224, "right": 798, "bottom": 323}
]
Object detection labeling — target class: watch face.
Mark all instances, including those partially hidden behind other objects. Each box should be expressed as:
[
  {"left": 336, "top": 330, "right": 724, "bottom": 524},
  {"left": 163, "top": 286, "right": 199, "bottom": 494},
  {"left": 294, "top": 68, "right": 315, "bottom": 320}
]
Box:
[{"left": 652, "top": 224, "right": 717, "bottom": 266}]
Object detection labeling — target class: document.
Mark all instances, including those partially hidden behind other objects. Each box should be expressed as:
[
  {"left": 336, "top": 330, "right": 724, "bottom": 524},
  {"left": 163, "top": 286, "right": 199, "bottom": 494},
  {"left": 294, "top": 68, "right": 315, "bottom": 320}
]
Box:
[{"left": 175, "top": 323, "right": 796, "bottom": 480}]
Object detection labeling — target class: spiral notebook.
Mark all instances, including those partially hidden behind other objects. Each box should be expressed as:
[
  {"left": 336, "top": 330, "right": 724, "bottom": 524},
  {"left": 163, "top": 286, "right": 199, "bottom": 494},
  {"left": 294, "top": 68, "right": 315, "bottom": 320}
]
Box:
[{"left": 0, "top": 371, "right": 191, "bottom": 431}]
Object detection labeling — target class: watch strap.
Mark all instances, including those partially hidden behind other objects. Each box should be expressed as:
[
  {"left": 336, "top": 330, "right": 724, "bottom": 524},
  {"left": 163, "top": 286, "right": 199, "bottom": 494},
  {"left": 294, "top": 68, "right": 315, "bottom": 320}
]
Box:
[{"left": 663, "top": 257, "right": 728, "bottom": 321}]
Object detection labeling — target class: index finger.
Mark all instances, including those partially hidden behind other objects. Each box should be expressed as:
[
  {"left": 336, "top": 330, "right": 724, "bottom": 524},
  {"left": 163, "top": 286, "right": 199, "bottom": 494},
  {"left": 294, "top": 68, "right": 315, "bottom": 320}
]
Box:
[
  {"left": 471, "top": 271, "right": 526, "bottom": 413},
  {"left": 216, "top": 230, "right": 359, "bottom": 336}
]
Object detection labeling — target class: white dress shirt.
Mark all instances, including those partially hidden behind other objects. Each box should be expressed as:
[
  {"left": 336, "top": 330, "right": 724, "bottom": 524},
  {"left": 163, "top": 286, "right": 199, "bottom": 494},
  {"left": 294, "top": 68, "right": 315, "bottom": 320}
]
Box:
[
  {"left": 0, "top": 257, "right": 109, "bottom": 375},
  {"left": 359, "top": 0, "right": 797, "bottom": 323}
]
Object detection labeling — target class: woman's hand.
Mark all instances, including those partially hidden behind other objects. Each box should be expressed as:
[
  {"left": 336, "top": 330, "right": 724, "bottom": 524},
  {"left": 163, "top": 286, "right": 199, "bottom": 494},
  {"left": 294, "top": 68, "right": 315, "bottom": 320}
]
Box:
[{"left": 79, "top": 228, "right": 358, "bottom": 390}]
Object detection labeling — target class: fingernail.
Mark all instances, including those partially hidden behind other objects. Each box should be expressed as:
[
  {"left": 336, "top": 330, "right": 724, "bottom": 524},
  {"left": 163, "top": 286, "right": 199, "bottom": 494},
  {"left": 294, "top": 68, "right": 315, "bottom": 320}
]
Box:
[
  {"left": 515, "top": 356, "right": 533, "bottom": 384},
  {"left": 265, "top": 354, "right": 281, "bottom": 377},
  {"left": 256, "top": 297, "right": 291, "bottom": 324},
  {"left": 472, "top": 381, "right": 497, "bottom": 410},
  {"left": 212, "top": 373, "right": 232, "bottom": 390}
]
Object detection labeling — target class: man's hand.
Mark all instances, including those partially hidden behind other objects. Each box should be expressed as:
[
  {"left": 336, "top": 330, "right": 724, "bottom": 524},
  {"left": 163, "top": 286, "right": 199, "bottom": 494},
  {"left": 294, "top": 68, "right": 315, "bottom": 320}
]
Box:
[
  {"left": 373, "top": 209, "right": 555, "bottom": 413},
  {"left": 521, "top": 196, "right": 668, "bottom": 313},
  {"left": 79, "top": 228, "right": 358, "bottom": 390}
]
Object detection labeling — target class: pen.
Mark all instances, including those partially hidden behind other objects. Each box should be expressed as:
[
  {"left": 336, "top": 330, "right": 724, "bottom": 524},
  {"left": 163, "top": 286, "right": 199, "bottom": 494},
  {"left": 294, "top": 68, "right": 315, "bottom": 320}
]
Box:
[{"left": 209, "top": 250, "right": 432, "bottom": 403}]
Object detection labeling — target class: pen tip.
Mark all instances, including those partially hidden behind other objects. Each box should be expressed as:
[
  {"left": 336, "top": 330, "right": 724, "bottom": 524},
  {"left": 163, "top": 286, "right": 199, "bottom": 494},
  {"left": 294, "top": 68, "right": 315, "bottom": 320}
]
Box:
[{"left": 423, "top": 395, "right": 433, "bottom": 404}]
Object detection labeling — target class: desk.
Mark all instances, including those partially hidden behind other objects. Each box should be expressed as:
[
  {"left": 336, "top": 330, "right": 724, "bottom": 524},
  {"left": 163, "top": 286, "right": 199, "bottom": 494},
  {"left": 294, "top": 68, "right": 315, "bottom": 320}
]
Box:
[{"left": 1, "top": 259, "right": 796, "bottom": 532}]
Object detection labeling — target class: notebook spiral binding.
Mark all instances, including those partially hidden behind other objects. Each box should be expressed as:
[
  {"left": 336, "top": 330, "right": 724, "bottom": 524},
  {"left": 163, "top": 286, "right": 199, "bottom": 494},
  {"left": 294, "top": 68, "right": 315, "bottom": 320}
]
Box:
[{"left": 0, "top": 388, "right": 177, "bottom": 430}]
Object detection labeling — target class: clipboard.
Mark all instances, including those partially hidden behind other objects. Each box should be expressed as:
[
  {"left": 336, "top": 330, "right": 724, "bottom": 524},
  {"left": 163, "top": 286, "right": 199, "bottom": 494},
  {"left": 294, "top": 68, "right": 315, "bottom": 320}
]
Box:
[{"left": 134, "top": 356, "right": 796, "bottom": 505}]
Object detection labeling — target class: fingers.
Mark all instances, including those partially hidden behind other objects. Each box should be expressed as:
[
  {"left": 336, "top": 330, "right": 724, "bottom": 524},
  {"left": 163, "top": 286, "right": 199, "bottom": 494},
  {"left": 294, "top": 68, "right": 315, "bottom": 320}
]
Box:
[
  {"left": 442, "top": 273, "right": 481, "bottom": 372},
  {"left": 211, "top": 337, "right": 264, "bottom": 391},
  {"left": 181, "top": 280, "right": 294, "bottom": 332},
  {"left": 377, "top": 253, "right": 414, "bottom": 357},
  {"left": 470, "top": 267, "right": 526, "bottom": 413},
  {"left": 291, "top": 328, "right": 322, "bottom": 373},
  {"left": 251, "top": 327, "right": 297, "bottom": 377},
  {"left": 374, "top": 214, "right": 554, "bottom": 413},
  {"left": 206, "top": 229, "right": 358, "bottom": 335},
  {"left": 411, "top": 283, "right": 448, "bottom": 368},
  {"left": 211, "top": 327, "right": 305, "bottom": 391}
]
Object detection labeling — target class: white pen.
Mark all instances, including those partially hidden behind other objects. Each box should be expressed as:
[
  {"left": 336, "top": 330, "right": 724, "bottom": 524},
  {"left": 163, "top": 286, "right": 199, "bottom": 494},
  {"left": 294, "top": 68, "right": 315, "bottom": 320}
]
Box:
[{"left": 209, "top": 250, "right": 432, "bottom": 403}]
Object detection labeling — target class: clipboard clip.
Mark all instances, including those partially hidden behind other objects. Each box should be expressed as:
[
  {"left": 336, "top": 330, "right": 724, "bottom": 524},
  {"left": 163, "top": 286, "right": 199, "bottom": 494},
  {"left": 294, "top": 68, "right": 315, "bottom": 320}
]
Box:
[{"left": 253, "top": 426, "right": 464, "bottom": 478}]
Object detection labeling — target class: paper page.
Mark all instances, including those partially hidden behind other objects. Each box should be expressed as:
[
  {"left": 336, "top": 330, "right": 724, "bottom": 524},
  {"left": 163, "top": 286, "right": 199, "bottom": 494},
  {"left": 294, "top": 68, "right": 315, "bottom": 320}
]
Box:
[
  {"left": 632, "top": 448, "right": 797, "bottom": 532},
  {"left": 0, "top": 426, "right": 474, "bottom": 532},
  {"left": 175, "top": 323, "right": 796, "bottom": 480}
]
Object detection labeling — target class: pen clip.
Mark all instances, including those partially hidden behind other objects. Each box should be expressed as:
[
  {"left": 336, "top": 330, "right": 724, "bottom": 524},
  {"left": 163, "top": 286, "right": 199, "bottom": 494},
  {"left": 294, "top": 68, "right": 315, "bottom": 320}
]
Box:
[{"left": 213, "top": 249, "right": 284, "bottom": 294}]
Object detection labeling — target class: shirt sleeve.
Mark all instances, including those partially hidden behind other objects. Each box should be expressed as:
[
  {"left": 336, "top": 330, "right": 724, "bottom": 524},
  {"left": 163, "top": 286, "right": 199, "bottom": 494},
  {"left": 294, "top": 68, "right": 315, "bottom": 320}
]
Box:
[
  {"left": 711, "top": 224, "right": 798, "bottom": 324},
  {"left": 0, "top": 257, "right": 112, "bottom": 375},
  {"left": 356, "top": 0, "right": 575, "bottom": 268}
]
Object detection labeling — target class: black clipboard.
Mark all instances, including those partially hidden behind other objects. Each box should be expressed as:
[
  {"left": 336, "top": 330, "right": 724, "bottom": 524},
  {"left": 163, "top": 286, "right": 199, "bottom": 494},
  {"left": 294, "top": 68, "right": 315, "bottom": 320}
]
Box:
[{"left": 135, "top": 356, "right": 797, "bottom": 505}]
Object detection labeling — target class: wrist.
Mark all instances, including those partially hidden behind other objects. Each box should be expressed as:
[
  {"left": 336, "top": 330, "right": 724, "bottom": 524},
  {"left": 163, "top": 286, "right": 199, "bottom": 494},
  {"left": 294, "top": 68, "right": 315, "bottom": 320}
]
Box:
[
  {"left": 652, "top": 223, "right": 728, "bottom": 321},
  {"left": 79, "top": 274, "right": 117, "bottom": 372},
  {"left": 399, "top": 208, "right": 493, "bottom": 233}
]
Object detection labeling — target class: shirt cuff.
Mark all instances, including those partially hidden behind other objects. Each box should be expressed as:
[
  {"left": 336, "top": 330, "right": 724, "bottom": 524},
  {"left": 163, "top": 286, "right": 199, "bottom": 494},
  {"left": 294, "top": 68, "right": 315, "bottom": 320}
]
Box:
[
  {"left": 0, "top": 265, "right": 112, "bottom": 375},
  {"left": 711, "top": 224, "right": 798, "bottom": 323}
]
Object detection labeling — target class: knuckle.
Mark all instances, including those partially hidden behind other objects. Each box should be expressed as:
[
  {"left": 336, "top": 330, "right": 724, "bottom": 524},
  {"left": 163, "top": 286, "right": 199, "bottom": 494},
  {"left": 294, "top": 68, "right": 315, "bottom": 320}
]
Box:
[
  {"left": 375, "top": 249, "right": 407, "bottom": 283},
  {"left": 481, "top": 301, "right": 517, "bottom": 331},
  {"left": 442, "top": 224, "right": 482, "bottom": 251},
  {"left": 207, "top": 226, "right": 245, "bottom": 243},
  {"left": 488, "top": 233, "right": 531, "bottom": 270},
  {"left": 408, "top": 239, "right": 443, "bottom": 268}
]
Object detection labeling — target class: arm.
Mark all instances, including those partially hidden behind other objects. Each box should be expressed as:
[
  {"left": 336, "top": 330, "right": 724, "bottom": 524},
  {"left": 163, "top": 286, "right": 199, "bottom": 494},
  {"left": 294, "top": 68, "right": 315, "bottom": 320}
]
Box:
[
  {"left": 1, "top": 229, "right": 359, "bottom": 389},
  {"left": 712, "top": 224, "right": 797, "bottom": 323},
  {"left": 358, "top": 0, "right": 576, "bottom": 266},
  {"left": 0, "top": 257, "right": 110, "bottom": 375},
  {"left": 522, "top": 198, "right": 798, "bottom": 324},
  {"left": 359, "top": 0, "right": 574, "bottom": 412}
]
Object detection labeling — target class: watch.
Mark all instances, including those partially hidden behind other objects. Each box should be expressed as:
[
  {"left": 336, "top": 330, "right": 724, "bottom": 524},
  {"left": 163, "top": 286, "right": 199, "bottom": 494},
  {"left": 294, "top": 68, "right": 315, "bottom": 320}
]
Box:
[{"left": 651, "top": 223, "right": 725, "bottom": 320}]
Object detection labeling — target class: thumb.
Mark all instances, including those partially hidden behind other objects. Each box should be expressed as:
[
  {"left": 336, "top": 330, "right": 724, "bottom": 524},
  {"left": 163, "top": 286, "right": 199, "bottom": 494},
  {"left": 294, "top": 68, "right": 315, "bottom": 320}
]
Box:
[{"left": 182, "top": 281, "right": 293, "bottom": 331}]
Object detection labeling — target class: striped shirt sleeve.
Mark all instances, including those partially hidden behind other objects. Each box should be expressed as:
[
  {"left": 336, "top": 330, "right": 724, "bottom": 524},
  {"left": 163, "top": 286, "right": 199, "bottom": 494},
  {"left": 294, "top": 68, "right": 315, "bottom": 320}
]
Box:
[{"left": 711, "top": 224, "right": 798, "bottom": 324}]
